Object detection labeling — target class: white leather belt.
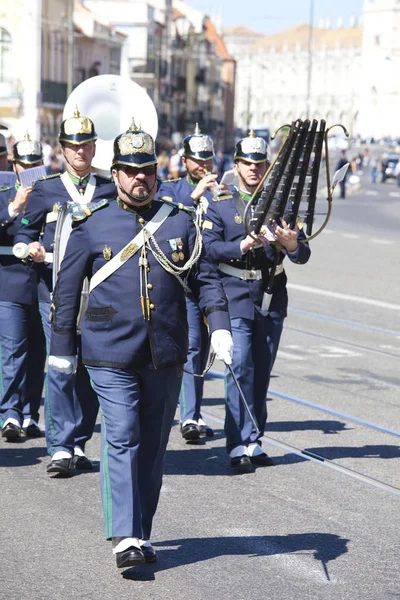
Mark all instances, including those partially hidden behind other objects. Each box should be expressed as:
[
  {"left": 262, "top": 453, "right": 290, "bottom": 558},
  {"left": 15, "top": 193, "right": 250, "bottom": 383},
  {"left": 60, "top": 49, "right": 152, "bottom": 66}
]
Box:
[
  {"left": 218, "top": 262, "right": 284, "bottom": 281},
  {"left": 0, "top": 246, "right": 14, "bottom": 255},
  {"left": 218, "top": 263, "right": 262, "bottom": 281},
  {"left": 0, "top": 246, "right": 53, "bottom": 262}
]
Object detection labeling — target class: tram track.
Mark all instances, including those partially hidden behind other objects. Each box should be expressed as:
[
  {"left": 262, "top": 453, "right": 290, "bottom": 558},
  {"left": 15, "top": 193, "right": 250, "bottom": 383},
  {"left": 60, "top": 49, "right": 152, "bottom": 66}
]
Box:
[
  {"left": 201, "top": 407, "right": 400, "bottom": 498},
  {"left": 285, "top": 310, "right": 400, "bottom": 360}
]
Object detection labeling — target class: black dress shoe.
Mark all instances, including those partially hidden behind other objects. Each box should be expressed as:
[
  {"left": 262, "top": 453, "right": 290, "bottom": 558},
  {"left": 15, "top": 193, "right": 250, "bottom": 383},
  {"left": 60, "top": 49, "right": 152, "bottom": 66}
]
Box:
[
  {"left": 141, "top": 545, "right": 157, "bottom": 563},
  {"left": 180, "top": 423, "right": 200, "bottom": 441},
  {"left": 46, "top": 458, "right": 73, "bottom": 474},
  {"left": 116, "top": 546, "right": 145, "bottom": 569},
  {"left": 72, "top": 455, "right": 93, "bottom": 470},
  {"left": 198, "top": 424, "right": 214, "bottom": 437},
  {"left": 23, "top": 423, "right": 42, "bottom": 438},
  {"left": 250, "top": 453, "right": 275, "bottom": 467},
  {"left": 230, "top": 455, "right": 253, "bottom": 469},
  {"left": 1, "top": 422, "right": 21, "bottom": 440}
]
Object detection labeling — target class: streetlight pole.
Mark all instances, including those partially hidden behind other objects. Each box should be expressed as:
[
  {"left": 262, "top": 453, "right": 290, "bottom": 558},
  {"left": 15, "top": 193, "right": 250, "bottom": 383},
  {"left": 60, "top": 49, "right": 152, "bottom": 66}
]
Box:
[
  {"left": 306, "top": 0, "right": 314, "bottom": 117},
  {"left": 66, "top": 0, "right": 74, "bottom": 97}
]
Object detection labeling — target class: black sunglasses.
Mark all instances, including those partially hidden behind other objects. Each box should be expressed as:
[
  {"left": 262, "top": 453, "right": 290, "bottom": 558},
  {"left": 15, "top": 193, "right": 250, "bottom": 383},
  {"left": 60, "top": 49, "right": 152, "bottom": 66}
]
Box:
[{"left": 120, "top": 165, "right": 157, "bottom": 176}]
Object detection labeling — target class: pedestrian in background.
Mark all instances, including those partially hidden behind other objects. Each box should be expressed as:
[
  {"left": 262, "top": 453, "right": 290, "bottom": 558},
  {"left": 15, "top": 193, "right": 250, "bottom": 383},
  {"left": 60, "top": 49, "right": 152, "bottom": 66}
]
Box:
[{"left": 336, "top": 150, "right": 348, "bottom": 198}]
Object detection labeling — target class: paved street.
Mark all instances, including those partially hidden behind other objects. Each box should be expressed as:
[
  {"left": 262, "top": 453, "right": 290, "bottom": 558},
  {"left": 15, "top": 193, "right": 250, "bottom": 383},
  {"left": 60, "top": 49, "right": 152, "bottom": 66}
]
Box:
[{"left": 1, "top": 156, "right": 400, "bottom": 599}]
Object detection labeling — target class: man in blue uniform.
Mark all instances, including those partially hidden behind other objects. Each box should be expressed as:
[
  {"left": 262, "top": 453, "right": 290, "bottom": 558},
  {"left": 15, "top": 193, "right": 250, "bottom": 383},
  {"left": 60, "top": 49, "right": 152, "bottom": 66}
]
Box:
[
  {"left": 202, "top": 131, "right": 311, "bottom": 469},
  {"left": 48, "top": 125, "right": 233, "bottom": 569},
  {"left": 15, "top": 109, "right": 116, "bottom": 473},
  {"left": 0, "top": 135, "right": 46, "bottom": 439},
  {"left": 158, "top": 125, "right": 218, "bottom": 441}
]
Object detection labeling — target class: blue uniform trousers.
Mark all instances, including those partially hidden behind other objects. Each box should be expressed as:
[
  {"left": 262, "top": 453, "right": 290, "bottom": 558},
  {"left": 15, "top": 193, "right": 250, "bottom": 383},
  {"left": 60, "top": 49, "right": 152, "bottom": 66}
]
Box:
[
  {"left": 39, "top": 301, "right": 98, "bottom": 455},
  {"left": 224, "top": 314, "right": 284, "bottom": 452},
  {"left": 0, "top": 301, "right": 46, "bottom": 426},
  {"left": 179, "top": 296, "right": 210, "bottom": 423},
  {"left": 87, "top": 365, "right": 181, "bottom": 541}
]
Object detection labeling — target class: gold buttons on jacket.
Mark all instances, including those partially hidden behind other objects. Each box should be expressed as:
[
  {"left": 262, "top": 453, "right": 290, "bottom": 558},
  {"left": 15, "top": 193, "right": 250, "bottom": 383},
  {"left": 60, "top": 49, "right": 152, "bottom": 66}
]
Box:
[
  {"left": 147, "top": 283, "right": 153, "bottom": 290},
  {"left": 149, "top": 303, "right": 155, "bottom": 310},
  {"left": 138, "top": 217, "right": 145, "bottom": 224}
]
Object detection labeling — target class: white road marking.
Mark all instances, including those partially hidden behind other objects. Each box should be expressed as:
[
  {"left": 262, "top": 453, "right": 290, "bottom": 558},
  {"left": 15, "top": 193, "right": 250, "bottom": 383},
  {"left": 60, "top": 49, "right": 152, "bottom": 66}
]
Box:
[
  {"left": 321, "top": 229, "right": 334, "bottom": 234},
  {"left": 288, "top": 283, "right": 400, "bottom": 311},
  {"left": 315, "top": 345, "right": 362, "bottom": 358},
  {"left": 388, "top": 192, "right": 400, "bottom": 197},
  {"left": 341, "top": 233, "right": 360, "bottom": 239},
  {"left": 365, "top": 190, "right": 378, "bottom": 196},
  {"left": 371, "top": 238, "right": 394, "bottom": 245},
  {"left": 277, "top": 351, "right": 304, "bottom": 361}
]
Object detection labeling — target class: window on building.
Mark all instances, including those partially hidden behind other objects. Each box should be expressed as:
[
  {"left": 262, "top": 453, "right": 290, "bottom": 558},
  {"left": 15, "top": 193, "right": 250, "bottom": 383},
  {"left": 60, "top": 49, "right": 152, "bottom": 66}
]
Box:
[{"left": 0, "top": 27, "right": 12, "bottom": 82}]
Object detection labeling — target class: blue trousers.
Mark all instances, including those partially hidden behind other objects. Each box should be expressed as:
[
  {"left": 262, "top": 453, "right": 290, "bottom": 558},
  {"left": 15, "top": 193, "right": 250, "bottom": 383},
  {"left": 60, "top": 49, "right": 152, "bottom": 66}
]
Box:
[
  {"left": 40, "top": 301, "right": 98, "bottom": 455},
  {"left": 180, "top": 296, "right": 209, "bottom": 423},
  {"left": 0, "top": 301, "right": 46, "bottom": 426},
  {"left": 87, "top": 364, "right": 181, "bottom": 541},
  {"left": 224, "top": 314, "right": 284, "bottom": 452}
]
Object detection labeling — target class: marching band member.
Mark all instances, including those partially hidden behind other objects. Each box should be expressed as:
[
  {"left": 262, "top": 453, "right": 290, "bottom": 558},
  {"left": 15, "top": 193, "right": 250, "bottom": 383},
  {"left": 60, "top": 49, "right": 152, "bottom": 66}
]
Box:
[
  {"left": 0, "top": 135, "right": 46, "bottom": 439},
  {"left": 202, "top": 131, "right": 311, "bottom": 469},
  {"left": 15, "top": 110, "right": 116, "bottom": 474},
  {"left": 48, "top": 125, "right": 232, "bottom": 568},
  {"left": 159, "top": 124, "right": 217, "bottom": 441}
]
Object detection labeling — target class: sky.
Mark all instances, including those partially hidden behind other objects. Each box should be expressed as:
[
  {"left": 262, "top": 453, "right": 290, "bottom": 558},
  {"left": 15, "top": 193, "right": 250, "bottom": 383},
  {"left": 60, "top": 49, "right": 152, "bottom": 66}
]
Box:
[{"left": 184, "top": 0, "right": 364, "bottom": 34}]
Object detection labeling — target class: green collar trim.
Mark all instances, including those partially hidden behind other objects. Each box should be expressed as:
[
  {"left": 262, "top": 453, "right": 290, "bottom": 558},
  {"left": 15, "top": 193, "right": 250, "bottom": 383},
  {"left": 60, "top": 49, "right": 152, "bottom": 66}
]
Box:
[
  {"left": 68, "top": 172, "right": 90, "bottom": 186},
  {"left": 186, "top": 175, "right": 199, "bottom": 186},
  {"left": 117, "top": 197, "right": 152, "bottom": 215},
  {"left": 239, "top": 189, "right": 262, "bottom": 202}
]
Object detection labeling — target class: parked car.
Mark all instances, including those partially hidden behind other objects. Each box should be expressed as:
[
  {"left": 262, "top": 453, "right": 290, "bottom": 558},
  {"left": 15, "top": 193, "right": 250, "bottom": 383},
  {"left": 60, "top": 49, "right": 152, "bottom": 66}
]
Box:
[{"left": 381, "top": 153, "right": 399, "bottom": 182}]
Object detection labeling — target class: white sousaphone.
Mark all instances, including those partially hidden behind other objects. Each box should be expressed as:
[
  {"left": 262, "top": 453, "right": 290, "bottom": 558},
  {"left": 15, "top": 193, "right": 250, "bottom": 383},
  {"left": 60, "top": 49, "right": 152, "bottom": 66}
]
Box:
[{"left": 54, "top": 75, "right": 159, "bottom": 327}]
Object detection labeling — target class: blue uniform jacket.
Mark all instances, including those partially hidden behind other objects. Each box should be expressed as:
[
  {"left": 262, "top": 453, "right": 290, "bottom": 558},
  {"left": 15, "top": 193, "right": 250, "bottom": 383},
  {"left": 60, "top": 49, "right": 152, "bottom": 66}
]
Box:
[
  {"left": 158, "top": 176, "right": 212, "bottom": 209},
  {"left": 0, "top": 187, "right": 39, "bottom": 305},
  {"left": 202, "top": 192, "right": 311, "bottom": 320},
  {"left": 15, "top": 173, "right": 116, "bottom": 302},
  {"left": 50, "top": 198, "right": 230, "bottom": 370}
]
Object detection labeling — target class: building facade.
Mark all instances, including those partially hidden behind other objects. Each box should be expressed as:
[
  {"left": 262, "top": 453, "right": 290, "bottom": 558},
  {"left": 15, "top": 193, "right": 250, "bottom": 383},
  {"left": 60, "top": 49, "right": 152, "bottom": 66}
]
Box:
[
  {"left": 0, "top": 0, "right": 125, "bottom": 142},
  {"left": 223, "top": 0, "right": 400, "bottom": 141}
]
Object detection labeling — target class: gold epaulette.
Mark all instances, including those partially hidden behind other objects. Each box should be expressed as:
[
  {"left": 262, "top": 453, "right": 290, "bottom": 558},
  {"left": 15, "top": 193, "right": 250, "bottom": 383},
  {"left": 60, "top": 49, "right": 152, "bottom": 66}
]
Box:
[
  {"left": 213, "top": 193, "right": 232, "bottom": 202},
  {"left": 38, "top": 173, "right": 62, "bottom": 182},
  {"left": 72, "top": 198, "right": 109, "bottom": 221},
  {"left": 164, "top": 177, "right": 182, "bottom": 183},
  {"left": 160, "top": 196, "right": 195, "bottom": 214}
]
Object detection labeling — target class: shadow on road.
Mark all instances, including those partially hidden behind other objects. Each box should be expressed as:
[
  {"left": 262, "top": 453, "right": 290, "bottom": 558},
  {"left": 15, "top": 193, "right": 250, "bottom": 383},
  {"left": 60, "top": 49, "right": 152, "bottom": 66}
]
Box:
[
  {"left": 122, "top": 532, "right": 349, "bottom": 582},
  {"left": 267, "top": 419, "right": 350, "bottom": 435}
]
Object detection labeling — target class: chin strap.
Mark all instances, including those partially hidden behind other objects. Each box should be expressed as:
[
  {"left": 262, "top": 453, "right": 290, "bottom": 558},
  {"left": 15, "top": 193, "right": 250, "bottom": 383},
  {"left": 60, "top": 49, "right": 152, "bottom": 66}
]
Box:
[{"left": 116, "top": 167, "right": 158, "bottom": 204}]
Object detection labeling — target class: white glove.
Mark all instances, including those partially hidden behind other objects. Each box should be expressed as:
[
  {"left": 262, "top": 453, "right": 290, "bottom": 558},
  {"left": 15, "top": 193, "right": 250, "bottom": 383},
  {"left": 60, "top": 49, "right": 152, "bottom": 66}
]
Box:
[
  {"left": 48, "top": 355, "right": 76, "bottom": 374},
  {"left": 211, "top": 329, "right": 233, "bottom": 365}
]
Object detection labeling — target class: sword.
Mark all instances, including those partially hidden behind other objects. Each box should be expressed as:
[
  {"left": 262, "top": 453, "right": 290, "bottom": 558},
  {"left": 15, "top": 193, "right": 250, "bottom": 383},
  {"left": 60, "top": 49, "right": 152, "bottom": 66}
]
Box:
[{"left": 225, "top": 362, "right": 260, "bottom": 435}]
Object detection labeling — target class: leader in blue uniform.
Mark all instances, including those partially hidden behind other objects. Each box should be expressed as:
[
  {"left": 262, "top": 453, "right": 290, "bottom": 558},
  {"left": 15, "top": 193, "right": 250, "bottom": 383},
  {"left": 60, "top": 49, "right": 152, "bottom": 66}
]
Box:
[
  {"left": 0, "top": 135, "right": 46, "bottom": 440},
  {"left": 15, "top": 109, "right": 116, "bottom": 473},
  {"left": 158, "top": 125, "right": 219, "bottom": 442},
  {"left": 202, "top": 131, "right": 311, "bottom": 469},
  {"left": 48, "top": 124, "right": 233, "bottom": 569}
]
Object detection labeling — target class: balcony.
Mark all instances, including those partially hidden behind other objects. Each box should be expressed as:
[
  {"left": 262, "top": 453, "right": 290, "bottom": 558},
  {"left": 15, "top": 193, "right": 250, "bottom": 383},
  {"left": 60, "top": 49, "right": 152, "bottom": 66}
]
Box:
[{"left": 41, "top": 80, "right": 68, "bottom": 106}]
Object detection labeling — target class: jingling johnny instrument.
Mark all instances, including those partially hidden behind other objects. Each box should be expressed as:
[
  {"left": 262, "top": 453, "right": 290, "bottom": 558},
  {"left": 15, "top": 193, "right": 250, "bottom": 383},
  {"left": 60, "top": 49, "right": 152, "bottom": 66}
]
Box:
[
  {"left": 244, "top": 119, "right": 349, "bottom": 292},
  {"left": 53, "top": 74, "right": 159, "bottom": 328}
]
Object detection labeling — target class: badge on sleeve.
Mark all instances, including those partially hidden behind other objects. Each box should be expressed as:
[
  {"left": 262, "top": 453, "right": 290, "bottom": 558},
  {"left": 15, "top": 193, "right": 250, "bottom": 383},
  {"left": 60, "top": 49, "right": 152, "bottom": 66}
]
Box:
[{"left": 103, "top": 245, "right": 113, "bottom": 261}]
